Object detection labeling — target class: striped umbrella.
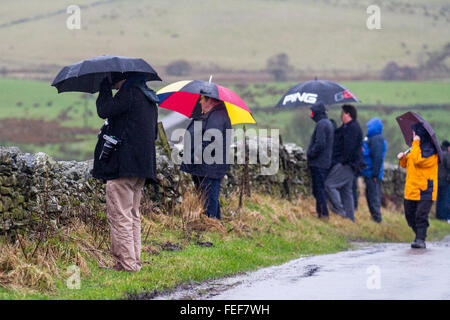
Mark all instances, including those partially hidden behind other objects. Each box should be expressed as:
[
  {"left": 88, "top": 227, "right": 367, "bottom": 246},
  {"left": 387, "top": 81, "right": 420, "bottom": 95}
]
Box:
[{"left": 157, "top": 80, "right": 256, "bottom": 125}]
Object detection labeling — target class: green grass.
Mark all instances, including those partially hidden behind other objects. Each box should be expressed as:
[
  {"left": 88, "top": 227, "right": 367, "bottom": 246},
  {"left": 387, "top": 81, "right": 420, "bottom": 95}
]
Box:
[
  {"left": 0, "top": 78, "right": 101, "bottom": 127},
  {"left": 1, "top": 193, "right": 449, "bottom": 300},
  {"left": 1, "top": 78, "right": 449, "bottom": 161}
]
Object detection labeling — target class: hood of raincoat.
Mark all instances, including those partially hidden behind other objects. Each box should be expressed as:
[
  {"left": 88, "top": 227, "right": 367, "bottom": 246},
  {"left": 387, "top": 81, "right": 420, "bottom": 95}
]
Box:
[
  {"left": 310, "top": 102, "right": 327, "bottom": 123},
  {"left": 411, "top": 122, "right": 437, "bottom": 158},
  {"left": 366, "top": 117, "right": 383, "bottom": 138}
]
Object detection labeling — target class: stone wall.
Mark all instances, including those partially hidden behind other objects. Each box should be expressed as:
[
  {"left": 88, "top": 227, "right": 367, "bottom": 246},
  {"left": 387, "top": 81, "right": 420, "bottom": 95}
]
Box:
[{"left": 0, "top": 144, "right": 405, "bottom": 232}]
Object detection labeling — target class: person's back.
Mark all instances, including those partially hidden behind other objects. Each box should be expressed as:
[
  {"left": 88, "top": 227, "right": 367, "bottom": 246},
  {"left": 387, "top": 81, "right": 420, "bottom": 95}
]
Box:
[
  {"left": 436, "top": 140, "right": 450, "bottom": 221},
  {"left": 325, "top": 104, "right": 363, "bottom": 222},
  {"left": 93, "top": 77, "right": 158, "bottom": 182},
  {"left": 361, "top": 117, "right": 387, "bottom": 223},
  {"left": 92, "top": 73, "right": 159, "bottom": 272},
  {"left": 307, "top": 102, "right": 334, "bottom": 219},
  {"left": 437, "top": 141, "right": 450, "bottom": 183},
  {"left": 307, "top": 103, "right": 334, "bottom": 169},
  {"left": 331, "top": 121, "right": 363, "bottom": 172},
  {"left": 361, "top": 118, "right": 387, "bottom": 180}
]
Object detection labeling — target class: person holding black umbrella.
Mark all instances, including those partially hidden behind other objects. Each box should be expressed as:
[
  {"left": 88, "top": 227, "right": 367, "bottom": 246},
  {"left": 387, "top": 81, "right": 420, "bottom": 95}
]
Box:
[
  {"left": 307, "top": 102, "right": 334, "bottom": 220},
  {"left": 397, "top": 123, "right": 439, "bottom": 249},
  {"left": 92, "top": 72, "right": 159, "bottom": 271}
]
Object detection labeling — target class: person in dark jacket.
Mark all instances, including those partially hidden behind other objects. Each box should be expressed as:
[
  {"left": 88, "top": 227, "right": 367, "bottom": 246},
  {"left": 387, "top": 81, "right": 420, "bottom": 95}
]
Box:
[
  {"left": 307, "top": 102, "right": 334, "bottom": 219},
  {"left": 361, "top": 117, "right": 387, "bottom": 223},
  {"left": 325, "top": 104, "right": 363, "bottom": 222},
  {"left": 436, "top": 140, "right": 450, "bottom": 222},
  {"left": 180, "top": 93, "right": 232, "bottom": 220},
  {"left": 92, "top": 72, "right": 159, "bottom": 272}
]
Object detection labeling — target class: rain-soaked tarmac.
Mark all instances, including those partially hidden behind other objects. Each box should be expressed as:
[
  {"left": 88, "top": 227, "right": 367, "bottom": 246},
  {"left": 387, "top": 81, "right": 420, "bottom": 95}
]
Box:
[{"left": 151, "top": 236, "right": 450, "bottom": 300}]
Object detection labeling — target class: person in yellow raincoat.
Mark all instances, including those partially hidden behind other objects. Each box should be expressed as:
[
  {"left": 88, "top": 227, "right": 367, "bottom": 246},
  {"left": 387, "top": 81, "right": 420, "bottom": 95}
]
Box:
[{"left": 397, "top": 122, "right": 438, "bottom": 249}]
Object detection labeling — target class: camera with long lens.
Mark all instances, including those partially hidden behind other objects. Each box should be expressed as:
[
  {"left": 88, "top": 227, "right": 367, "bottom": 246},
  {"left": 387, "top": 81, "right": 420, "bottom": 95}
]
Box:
[{"left": 99, "top": 134, "right": 121, "bottom": 161}]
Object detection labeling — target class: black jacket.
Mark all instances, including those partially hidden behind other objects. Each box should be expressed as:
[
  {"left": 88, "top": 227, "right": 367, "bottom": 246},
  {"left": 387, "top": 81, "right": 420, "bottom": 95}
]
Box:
[
  {"left": 331, "top": 119, "right": 363, "bottom": 172},
  {"left": 180, "top": 104, "right": 232, "bottom": 179},
  {"left": 438, "top": 150, "right": 450, "bottom": 183},
  {"left": 307, "top": 113, "right": 334, "bottom": 169},
  {"left": 92, "top": 80, "right": 158, "bottom": 182}
]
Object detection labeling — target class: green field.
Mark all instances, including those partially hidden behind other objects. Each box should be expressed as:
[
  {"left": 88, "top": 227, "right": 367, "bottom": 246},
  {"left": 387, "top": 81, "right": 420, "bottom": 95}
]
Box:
[
  {"left": 0, "top": 78, "right": 449, "bottom": 162},
  {"left": 228, "top": 81, "right": 450, "bottom": 107}
]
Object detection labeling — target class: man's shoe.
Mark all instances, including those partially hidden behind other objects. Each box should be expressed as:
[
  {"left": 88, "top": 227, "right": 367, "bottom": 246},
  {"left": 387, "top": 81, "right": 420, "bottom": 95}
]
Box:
[{"left": 411, "top": 239, "right": 426, "bottom": 249}]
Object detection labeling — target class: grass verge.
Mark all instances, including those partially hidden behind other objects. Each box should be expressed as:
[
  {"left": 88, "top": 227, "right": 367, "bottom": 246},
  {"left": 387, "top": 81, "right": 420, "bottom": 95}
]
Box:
[{"left": 0, "top": 189, "right": 449, "bottom": 300}]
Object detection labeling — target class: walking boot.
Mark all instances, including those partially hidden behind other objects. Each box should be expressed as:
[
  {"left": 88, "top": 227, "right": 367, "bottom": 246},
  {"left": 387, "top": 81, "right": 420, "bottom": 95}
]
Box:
[{"left": 411, "top": 239, "right": 426, "bottom": 249}]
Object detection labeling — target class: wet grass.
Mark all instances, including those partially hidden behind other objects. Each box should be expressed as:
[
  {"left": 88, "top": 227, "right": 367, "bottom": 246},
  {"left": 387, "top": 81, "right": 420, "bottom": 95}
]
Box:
[{"left": 1, "top": 190, "right": 449, "bottom": 300}]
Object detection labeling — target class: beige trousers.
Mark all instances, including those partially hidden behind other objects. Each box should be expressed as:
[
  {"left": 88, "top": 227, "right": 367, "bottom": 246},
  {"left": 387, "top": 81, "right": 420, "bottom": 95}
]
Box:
[{"left": 106, "top": 177, "right": 146, "bottom": 272}]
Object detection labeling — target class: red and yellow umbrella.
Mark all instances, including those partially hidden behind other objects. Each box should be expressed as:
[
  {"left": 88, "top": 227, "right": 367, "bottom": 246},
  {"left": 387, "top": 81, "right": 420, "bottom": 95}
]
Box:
[{"left": 156, "top": 80, "right": 256, "bottom": 125}]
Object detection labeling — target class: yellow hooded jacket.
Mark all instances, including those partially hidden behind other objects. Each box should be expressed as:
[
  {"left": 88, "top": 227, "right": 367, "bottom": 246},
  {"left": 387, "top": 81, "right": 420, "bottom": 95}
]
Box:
[{"left": 399, "top": 140, "right": 438, "bottom": 201}]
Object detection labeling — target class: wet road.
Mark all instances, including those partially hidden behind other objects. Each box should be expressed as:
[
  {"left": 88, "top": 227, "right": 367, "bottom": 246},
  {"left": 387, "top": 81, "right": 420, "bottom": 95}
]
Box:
[{"left": 153, "top": 236, "right": 450, "bottom": 300}]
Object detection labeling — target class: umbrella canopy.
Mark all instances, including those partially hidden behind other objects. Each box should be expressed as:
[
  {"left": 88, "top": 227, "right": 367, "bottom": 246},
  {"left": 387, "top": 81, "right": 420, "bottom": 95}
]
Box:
[
  {"left": 157, "top": 80, "right": 256, "bottom": 125},
  {"left": 396, "top": 111, "right": 443, "bottom": 162},
  {"left": 275, "top": 79, "right": 360, "bottom": 108},
  {"left": 51, "top": 55, "right": 161, "bottom": 93}
]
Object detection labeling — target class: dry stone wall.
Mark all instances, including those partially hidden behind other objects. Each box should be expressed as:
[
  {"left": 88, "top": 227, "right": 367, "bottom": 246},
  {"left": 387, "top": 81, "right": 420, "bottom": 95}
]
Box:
[{"left": 0, "top": 144, "right": 405, "bottom": 232}]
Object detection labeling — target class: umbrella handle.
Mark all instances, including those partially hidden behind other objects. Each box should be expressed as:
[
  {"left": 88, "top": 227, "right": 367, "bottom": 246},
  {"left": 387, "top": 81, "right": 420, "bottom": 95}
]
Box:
[{"left": 404, "top": 147, "right": 412, "bottom": 156}]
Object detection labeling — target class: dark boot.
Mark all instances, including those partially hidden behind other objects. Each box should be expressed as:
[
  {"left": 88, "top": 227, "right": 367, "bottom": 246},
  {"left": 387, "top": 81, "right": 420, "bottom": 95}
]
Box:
[
  {"left": 412, "top": 228, "right": 427, "bottom": 249},
  {"left": 416, "top": 228, "right": 427, "bottom": 241},
  {"left": 411, "top": 239, "right": 426, "bottom": 249}
]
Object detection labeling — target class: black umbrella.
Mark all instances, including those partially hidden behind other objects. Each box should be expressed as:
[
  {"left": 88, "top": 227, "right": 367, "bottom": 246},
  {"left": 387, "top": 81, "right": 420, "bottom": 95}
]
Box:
[
  {"left": 51, "top": 55, "right": 161, "bottom": 93},
  {"left": 396, "top": 111, "right": 443, "bottom": 162},
  {"left": 275, "top": 79, "right": 360, "bottom": 108}
]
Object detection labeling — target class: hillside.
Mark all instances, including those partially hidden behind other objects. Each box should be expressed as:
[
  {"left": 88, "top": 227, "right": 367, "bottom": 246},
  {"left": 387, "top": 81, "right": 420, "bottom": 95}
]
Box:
[{"left": 1, "top": 0, "right": 450, "bottom": 81}]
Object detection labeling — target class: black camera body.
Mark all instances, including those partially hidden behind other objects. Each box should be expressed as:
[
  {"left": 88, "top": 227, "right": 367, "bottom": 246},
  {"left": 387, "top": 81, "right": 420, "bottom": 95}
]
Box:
[{"left": 99, "top": 134, "right": 121, "bottom": 161}]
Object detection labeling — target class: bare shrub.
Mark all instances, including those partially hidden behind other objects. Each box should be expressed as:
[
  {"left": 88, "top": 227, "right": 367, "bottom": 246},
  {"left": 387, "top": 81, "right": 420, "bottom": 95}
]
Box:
[
  {"left": 166, "top": 60, "right": 192, "bottom": 76},
  {"left": 266, "top": 53, "right": 292, "bottom": 81},
  {"left": 381, "top": 61, "right": 418, "bottom": 80}
]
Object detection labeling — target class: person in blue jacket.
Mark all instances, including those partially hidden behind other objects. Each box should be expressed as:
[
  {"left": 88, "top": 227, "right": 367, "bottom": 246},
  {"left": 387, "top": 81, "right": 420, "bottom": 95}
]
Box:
[{"left": 361, "top": 117, "right": 387, "bottom": 223}]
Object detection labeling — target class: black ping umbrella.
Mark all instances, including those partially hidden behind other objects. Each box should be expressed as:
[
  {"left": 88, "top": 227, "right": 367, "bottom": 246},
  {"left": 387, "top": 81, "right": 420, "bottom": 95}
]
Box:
[
  {"left": 396, "top": 111, "right": 443, "bottom": 163},
  {"left": 275, "top": 79, "right": 360, "bottom": 108},
  {"left": 51, "top": 55, "right": 161, "bottom": 93}
]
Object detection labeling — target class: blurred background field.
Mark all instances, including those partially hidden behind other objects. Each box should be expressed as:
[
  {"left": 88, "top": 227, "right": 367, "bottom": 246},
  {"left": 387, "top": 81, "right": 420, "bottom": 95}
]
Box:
[
  {"left": 0, "top": 77, "right": 449, "bottom": 162},
  {"left": 0, "top": 0, "right": 449, "bottom": 162}
]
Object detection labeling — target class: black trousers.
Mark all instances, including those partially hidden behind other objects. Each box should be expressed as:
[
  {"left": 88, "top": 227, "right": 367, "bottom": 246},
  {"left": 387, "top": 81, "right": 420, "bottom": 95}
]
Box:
[
  {"left": 404, "top": 199, "right": 433, "bottom": 240},
  {"left": 192, "top": 175, "right": 222, "bottom": 220},
  {"left": 364, "top": 177, "right": 382, "bottom": 223},
  {"left": 309, "top": 166, "right": 329, "bottom": 217}
]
